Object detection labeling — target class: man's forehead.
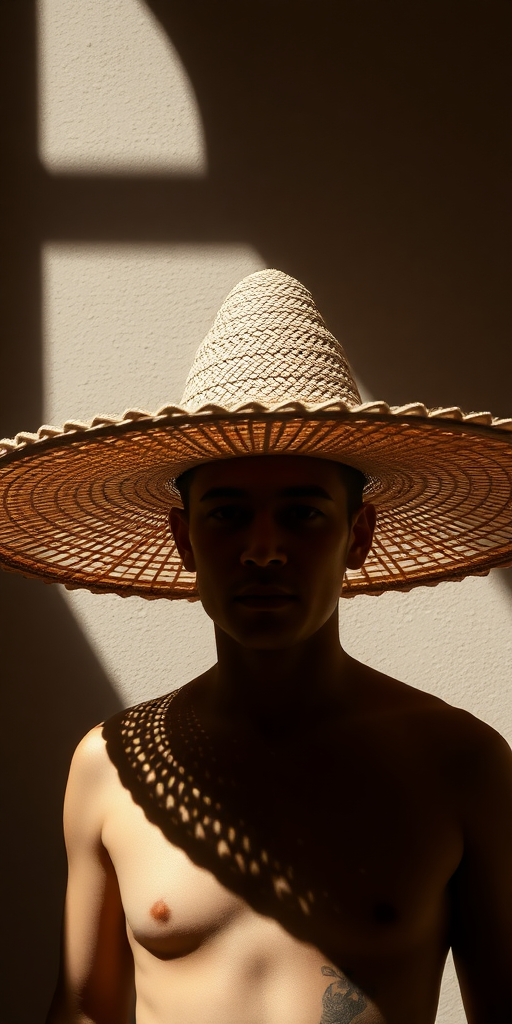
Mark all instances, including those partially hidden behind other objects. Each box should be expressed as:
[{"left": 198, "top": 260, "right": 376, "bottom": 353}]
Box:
[{"left": 190, "top": 455, "right": 346, "bottom": 492}]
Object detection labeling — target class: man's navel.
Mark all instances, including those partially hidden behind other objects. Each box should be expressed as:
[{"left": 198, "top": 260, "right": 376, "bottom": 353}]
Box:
[{"left": 150, "top": 899, "right": 171, "bottom": 924}]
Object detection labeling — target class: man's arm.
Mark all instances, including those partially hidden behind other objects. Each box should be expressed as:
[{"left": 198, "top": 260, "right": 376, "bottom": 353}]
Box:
[
  {"left": 450, "top": 722, "right": 512, "bottom": 1024},
  {"left": 46, "top": 727, "right": 134, "bottom": 1024}
]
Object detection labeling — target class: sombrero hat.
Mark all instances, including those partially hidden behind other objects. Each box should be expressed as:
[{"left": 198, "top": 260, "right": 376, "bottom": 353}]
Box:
[{"left": 1, "top": 269, "right": 511, "bottom": 599}]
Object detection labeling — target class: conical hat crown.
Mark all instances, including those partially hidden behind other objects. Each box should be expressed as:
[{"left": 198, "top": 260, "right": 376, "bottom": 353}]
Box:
[{"left": 180, "top": 269, "right": 362, "bottom": 411}]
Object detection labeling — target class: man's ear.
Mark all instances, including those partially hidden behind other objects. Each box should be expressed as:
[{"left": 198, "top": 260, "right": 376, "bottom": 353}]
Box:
[
  {"left": 346, "top": 503, "right": 377, "bottom": 571},
  {"left": 169, "top": 507, "right": 196, "bottom": 573}
]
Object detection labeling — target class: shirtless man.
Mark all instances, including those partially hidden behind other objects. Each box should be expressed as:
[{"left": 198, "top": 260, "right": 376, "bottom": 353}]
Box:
[
  {"left": 45, "top": 450, "right": 512, "bottom": 1024},
  {"left": 0, "top": 270, "right": 510, "bottom": 1023}
]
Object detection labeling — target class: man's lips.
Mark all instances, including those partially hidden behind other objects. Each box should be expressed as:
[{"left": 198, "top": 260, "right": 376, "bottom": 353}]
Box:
[
  {"left": 235, "top": 585, "right": 295, "bottom": 596},
  {"left": 233, "top": 587, "right": 297, "bottom": 608}
]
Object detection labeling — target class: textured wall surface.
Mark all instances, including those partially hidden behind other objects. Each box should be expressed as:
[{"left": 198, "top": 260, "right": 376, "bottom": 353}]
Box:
[
  {"left": 38, "top": 0, "right": 206, "bottom": 173},
  {"left": 1, "top": 1, "right": 510, "bottom": 1020}
]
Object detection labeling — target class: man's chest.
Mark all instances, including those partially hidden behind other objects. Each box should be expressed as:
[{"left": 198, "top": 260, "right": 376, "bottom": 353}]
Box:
[{"left": 101, "top": 733, "right": 462, "bottom": 965}]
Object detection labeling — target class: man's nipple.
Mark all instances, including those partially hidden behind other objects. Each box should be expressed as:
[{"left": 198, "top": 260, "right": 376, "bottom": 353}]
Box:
[{"left": 150, "top": 899, "right": 171, "bottom": 924}]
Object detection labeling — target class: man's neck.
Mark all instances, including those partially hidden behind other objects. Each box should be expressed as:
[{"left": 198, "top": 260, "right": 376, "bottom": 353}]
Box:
[{"left": 196, "top": 611, "right": 356, "bottom": 737}]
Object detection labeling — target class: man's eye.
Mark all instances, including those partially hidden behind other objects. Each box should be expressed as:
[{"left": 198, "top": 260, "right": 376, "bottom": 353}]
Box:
[
  {"left": 288, "top": 505, "right": 323, "bottom": 522},
  {"left": 209, "top": 506, "right": 244, "bottom": 522}
]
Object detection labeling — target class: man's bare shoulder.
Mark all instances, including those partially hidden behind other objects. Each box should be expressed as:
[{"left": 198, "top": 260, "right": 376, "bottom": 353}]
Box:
[
  {"left": 65, "top": 721, "right": 124, "bottom": 831},
  {"left": 353, "top": 657, "right": 512, "bottom": 772},
  {"left": 70, "top": 722, "right": 112, "bottom": 780},
  {"left": 72, "top": 692, "right": 171, "bottom": 779}
]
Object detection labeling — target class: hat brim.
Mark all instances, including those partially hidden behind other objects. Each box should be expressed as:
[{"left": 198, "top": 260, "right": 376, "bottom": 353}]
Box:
[{"left": 1, "top": 400, "right": 511, "bottom": 599}]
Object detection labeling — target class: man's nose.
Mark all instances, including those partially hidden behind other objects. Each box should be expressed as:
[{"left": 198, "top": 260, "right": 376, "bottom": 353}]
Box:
[{"left": 240, "top": 514, "right": 287, "bottom": 567}]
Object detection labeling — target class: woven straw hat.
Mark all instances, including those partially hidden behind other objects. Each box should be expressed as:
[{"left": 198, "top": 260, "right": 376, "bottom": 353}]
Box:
[{"left": 1, "top": 268, "right": 511, "bottom": 599}]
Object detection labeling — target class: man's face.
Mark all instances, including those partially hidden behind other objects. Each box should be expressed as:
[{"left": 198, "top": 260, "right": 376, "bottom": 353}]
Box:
[{"left": 170, "top": 455, "right": 375, "bottom": 651}]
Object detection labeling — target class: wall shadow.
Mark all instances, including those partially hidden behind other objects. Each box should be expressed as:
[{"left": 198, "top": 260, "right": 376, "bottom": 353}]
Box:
[
  {"left": 145, "top": 0, "right": 511, "bottom": 419},
  {"left": 0, "top": 572, "right": 121, "bottom": 1024},
  {"left": 1, "top": 8, "right": 122, "bottom": 1021},
  {"left": 1, "top": 2, "right": 42, "bottom": 438}
]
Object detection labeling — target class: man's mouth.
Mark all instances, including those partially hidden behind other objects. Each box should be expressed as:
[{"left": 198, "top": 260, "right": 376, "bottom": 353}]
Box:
[{"left": 234, "top": 587, "right": 297, "bottom": 608}]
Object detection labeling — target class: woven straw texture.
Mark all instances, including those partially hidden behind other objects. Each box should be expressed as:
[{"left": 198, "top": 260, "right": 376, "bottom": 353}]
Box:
[
  {"left": 1, "top": 269, "right": 511, "bottom": 598},
  {"left": 181, "top": 270, "right": 362, "bottom": 410}
]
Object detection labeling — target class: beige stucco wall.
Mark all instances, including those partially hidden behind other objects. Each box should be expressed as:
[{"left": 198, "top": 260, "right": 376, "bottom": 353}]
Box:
[{"left": 2, "top": 1, "right": 509, "bottom": 1020}]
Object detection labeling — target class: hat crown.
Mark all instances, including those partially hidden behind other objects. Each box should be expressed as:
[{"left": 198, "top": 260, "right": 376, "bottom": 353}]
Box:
[{"left": 180, "top": 269, "right": 361, "bottom": 411}]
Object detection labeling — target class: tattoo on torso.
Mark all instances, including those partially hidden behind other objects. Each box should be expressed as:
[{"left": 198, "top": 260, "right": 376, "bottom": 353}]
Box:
[{"left": 319, "top": 966, "right": 367, "bottom": 1023}]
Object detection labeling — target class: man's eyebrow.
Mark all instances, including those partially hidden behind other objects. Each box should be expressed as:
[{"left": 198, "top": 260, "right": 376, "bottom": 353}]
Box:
[
  {"left": 199, "top": 485, "right": 334, "bottom": 501},
  {"left": 280, "top": 486, "right": 334, "bottom": 500},
  {"left": 199, "top": 487, "right": 246, "bottom": 501}
]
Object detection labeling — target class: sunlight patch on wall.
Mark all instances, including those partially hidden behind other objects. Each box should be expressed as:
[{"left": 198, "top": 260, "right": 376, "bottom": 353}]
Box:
[
  {"left": 37, "top": 0, "right": 207, "bottom": 174},
  {"left": 63, "top": 590, "right": 218, "bottom": 706},
  {"left": 340, "top": 571, "right": 512, "bottom": 745},
  {"left": 42, "top": 243, "right": 265, "bottom": 703},
  {"left": 42, "top": 243, "right": 265, "bottom": 424}
]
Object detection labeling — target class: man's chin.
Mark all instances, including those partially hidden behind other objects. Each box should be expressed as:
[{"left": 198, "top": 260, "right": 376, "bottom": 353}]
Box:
[{"left": 215, "top": 617, "right": 315, "bottom": 652}]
